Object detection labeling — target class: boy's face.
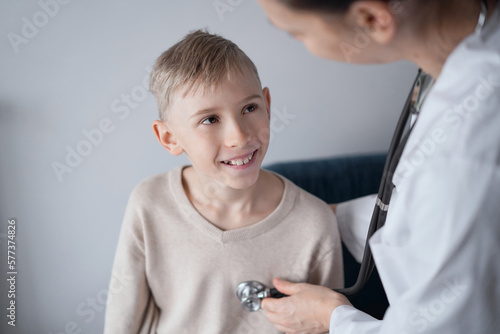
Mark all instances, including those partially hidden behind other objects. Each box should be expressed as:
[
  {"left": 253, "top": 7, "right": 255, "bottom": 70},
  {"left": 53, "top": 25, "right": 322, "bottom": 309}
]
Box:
[{"left": 153, "top": 71, "right": 271, "bottom": 190}]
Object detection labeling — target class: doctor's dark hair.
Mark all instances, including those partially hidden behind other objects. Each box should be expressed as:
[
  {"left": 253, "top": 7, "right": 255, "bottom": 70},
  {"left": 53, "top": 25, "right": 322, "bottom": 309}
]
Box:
[
  {"left": 278, "top": 0, "right": 391, "bottom": 13},
  {"left": 150, "top": 29, "right": 261, "bottom": 121}
]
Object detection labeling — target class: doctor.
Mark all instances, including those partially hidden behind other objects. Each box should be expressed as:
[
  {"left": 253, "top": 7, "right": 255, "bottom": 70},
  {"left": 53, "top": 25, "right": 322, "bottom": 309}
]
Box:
[{"left": 256, "top": 0, "right": 500, "bottom": 333}]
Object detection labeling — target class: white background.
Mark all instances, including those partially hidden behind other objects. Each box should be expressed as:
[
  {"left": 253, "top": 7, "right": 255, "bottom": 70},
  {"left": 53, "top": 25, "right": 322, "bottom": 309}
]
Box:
[{"left": 0, "top": 0, "right": 417, "bottom": 333}]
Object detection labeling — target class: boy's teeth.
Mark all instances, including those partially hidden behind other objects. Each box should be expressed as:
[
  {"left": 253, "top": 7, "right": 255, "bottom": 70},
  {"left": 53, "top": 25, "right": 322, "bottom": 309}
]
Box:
[{"left": 225, "top": 152, "right": 254, "bottom": 166}]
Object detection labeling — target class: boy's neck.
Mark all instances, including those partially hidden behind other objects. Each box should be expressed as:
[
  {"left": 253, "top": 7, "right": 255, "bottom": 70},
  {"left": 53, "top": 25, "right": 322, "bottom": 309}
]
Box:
[{"left": 181, "top": 167, "right": 284, "bottom": 231}]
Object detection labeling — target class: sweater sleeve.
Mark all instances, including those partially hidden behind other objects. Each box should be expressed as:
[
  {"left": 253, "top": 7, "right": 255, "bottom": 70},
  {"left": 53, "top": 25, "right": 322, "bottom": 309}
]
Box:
[{"left": 104, "top": 189, "right": 159, "bottom": 334}]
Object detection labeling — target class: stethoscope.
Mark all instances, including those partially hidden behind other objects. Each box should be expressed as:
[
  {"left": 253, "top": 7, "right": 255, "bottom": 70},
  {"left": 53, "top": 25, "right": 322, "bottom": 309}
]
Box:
[
  {"left": 236, "top": 0, "right": 487, "bottom": 312},
  {"left": 236, "top": 281, "right": 287, "bottom": 312}
]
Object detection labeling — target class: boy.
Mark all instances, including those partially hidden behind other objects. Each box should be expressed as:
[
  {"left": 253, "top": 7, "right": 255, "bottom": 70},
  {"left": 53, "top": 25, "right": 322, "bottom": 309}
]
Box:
[{"left": 104, "top": 30, "right": 343, "bottom": 334}]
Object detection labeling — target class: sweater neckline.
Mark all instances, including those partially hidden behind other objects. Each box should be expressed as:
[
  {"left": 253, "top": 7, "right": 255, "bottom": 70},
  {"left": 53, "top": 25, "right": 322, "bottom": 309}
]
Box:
[{"left": 169, "top": 166, "right": 296, "bottom": 244}]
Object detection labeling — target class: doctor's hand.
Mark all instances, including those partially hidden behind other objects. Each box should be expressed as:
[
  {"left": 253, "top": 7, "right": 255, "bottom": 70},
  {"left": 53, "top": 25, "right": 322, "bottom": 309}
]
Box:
[{"left": 261, "top": 278, "right": 351, "bottom": 334}]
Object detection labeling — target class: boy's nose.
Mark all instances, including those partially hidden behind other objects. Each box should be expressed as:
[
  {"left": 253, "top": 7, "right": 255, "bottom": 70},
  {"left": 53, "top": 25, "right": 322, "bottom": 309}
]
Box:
[{"left": 225, "top": 120, "right": 251, "bottom": 147}]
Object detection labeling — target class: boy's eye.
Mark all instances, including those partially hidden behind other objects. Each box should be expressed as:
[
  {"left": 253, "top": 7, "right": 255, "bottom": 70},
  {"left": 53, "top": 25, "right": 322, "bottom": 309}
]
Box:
[
  {"left": 244, "top": 104, "right": 257, "bottom": 114},
  {"left": 201, "top": 116, "right": 219, "bottom": 125}
]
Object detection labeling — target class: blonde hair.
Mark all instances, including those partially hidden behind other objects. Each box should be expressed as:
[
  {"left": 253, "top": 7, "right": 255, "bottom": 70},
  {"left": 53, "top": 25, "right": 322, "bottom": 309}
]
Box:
[{"left": 150, "top": 29, "right": 261, "bottom": 121}]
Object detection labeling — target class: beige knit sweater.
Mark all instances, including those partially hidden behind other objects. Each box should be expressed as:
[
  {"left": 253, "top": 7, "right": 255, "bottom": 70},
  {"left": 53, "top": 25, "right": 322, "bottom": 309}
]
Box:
[{"left": 104, "top": 166, "right": 343, "bottom": 334}]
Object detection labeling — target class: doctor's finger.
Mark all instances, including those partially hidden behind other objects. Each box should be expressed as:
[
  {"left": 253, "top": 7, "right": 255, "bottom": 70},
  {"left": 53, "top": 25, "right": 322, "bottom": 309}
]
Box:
[
  {"left": 263, "top": 309, "right": 281, "bottom": 324},
  {"left": 261, "top": 297, "right": 282, "bottom": 312}
]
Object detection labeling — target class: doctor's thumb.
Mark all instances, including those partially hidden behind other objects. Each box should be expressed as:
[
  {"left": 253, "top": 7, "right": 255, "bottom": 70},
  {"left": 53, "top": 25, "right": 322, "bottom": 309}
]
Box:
[{"left": 273, "top": 278, "right": 300, "bottom": 295}]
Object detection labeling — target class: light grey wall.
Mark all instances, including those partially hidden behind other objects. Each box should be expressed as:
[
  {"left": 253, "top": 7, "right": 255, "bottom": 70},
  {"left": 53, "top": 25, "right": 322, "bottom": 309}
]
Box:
[{"left": 0, "top": 0, "right": 417, "bottom": 333}]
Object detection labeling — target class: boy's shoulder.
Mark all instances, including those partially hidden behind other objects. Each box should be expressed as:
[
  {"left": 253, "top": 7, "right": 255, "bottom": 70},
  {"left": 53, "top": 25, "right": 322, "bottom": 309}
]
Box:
[
  {"left": 128, "top": 166, "right": 184, "bottom": 206},
  {"left": 271, "top": 171, "right": 337, "bottom": 224},
  {"left": 270, "top": 171, "right": 339, "bottom": 247}
]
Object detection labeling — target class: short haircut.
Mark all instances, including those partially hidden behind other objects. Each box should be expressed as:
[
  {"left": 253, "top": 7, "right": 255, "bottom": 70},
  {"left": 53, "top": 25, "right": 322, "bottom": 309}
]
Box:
[{"left": 150, "top": 29, "right": 261, "bottom": 121}]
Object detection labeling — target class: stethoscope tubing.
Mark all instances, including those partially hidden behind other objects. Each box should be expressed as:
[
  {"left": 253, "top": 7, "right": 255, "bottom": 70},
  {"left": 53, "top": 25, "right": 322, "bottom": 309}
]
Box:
[{"left": 334, "top": 69, "right": 422, "bottom": 296}]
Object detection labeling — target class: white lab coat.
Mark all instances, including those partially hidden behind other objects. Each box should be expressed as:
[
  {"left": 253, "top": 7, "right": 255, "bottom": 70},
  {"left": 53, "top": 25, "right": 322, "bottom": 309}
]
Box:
[{"left": 331, "top": 4, "right": 500, "bottom": 334}]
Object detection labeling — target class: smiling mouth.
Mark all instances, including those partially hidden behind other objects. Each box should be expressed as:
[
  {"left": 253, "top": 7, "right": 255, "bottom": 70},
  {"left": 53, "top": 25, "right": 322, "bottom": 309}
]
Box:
[{"left": 221, "top": 150, "right": 256, "bottom": 166}]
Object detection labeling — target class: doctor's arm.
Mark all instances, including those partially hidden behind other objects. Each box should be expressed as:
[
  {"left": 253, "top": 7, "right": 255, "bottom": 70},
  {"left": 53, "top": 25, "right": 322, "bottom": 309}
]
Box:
[{"left": 333, "top": 159, "right": 500, "bottom": 333}]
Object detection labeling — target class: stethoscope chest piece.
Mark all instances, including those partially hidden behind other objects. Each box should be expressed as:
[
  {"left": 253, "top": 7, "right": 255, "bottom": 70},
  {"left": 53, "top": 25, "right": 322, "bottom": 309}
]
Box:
[
  {"left": 236, "top": 281, "right": 266, "bottom": 312},
  {"left": 237, "top": 281, "right": 288, "bottom": 312}
]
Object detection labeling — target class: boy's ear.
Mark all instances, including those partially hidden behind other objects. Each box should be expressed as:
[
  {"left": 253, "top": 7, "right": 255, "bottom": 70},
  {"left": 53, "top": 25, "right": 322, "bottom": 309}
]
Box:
[
  {"left": 262, "top": 87, "right": 271, "bottom": 120},
  {"left": 152, "top": 120, "right": 184, "bottom": 156}
]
